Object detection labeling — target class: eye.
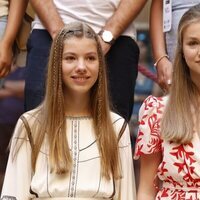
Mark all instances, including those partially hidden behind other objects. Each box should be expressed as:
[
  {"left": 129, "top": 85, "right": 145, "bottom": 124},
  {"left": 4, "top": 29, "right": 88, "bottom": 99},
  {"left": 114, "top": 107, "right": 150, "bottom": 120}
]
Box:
[
  {"left": 86, "top": 55, "right": 97, "bottom": 62},
  {"left": 67, "top": 56, "right": 75, "bottom": 60},
  {"left": 187, "top": 40, "right": 199, "bottom": 46},
  {"left": 63, "top": 55, "right": 76, "bottom": 62}
]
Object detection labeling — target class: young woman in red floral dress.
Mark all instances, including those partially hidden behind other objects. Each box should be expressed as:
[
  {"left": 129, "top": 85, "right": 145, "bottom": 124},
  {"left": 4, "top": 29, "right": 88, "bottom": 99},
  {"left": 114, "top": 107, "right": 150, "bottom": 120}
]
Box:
[{"left": 135, "top": 4, "right": 200, "bottom": 200}]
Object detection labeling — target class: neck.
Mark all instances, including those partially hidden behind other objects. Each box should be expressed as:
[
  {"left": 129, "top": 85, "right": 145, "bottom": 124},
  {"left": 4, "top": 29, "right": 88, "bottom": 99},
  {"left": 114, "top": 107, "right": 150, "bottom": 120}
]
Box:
[
  {"left": 64, "top": 93, "right": 91, "bottom": 117},
  {"left": 191, "top": 72, "right": 200, "bottom": 92}
]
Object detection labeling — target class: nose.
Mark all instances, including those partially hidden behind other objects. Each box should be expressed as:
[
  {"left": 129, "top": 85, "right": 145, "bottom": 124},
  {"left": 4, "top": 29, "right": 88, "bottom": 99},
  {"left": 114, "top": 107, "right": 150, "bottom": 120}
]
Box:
[{"left": 76, "top": 58, "right": 86, "bottom": 73}]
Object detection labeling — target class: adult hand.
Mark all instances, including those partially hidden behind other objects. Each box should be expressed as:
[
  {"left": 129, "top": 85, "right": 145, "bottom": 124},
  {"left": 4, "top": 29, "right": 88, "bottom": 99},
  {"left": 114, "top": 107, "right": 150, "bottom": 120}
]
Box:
[
  {"left": 51, "top": 27, "right": 64, "bottom": 40},
  {"left": 49, "top": 22, "right": 65, "bottom": 40},
  {"left": 0, "top": 40, "right": 13, "bottom": 77},
  {"left": 98, "top": 36, "right": 111, "bottom": 55},
  {"left": 156, "top": 57, "right": 173, "bottom": 93}
]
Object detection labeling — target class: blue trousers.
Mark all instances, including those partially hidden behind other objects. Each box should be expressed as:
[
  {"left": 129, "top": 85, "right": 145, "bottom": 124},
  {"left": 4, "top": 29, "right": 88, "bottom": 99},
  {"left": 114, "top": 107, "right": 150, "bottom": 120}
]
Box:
[{"left": 25, "top": 29, "right": 139, "bottom": 121}]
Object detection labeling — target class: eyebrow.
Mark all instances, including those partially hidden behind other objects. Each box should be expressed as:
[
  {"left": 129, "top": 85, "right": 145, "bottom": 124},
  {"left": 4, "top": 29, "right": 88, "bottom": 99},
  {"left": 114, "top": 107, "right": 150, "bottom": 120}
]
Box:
[
  {"left": 62, "top": 52, "right": 98, "bottom": 55},
  {"left": 62, "top": 52, "right": 76, "bottom": 56},
  {"left": 185, "top": 36, "right": 200, "bottom": 40}
]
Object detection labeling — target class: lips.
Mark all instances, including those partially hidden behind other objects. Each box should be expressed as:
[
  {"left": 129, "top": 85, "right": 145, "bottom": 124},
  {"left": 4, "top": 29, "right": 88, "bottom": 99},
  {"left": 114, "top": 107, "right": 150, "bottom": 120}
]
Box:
[
  {"left": 71, "top": 76, "right": 90, "bottom": 80},
  {"left": 71, "top": 75, "right": 90, "bottom": 84}
]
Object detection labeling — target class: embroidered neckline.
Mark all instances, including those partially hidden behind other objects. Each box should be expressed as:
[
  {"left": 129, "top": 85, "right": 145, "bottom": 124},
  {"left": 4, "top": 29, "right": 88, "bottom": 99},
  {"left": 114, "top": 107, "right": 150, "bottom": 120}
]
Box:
[{"left": 66, "top": 116, "right": 92, "bottom": 120}]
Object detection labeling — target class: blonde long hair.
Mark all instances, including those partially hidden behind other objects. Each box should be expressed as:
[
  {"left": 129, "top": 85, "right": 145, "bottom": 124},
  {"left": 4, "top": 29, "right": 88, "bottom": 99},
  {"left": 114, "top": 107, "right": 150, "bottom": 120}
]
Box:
[
  {"left": 161, "top": 4, "right": 200, "bottom": 143},
  {"left": 30, "top": 22, "right": 120, "bottom": 180}
]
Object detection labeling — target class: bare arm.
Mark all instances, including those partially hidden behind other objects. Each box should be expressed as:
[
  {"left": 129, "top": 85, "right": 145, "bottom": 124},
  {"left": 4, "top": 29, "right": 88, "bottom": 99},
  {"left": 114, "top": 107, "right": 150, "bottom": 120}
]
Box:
[
  {"left": 150, "top": 0, "right": 166, "bottom": 63},
  {"left": 104, "top": 0, "right": 147, "bottom": 38},
  {"left": 30, "top": 0, "right": 64, "bottom": 39},
  {"left": 0, "top": 0, "right": 28, "bottom": 77},
  {"left": 150, "top": 0, "right": 172, "bottom": 92},
  {"left": 137, "top": 152, "right": 162, "bottom": 200},
  {"left": 0, "top": 80, "right": 25, "bottom": 99},
  {"left": 100, "top": 0, "right": 147, "bottom": 54}
]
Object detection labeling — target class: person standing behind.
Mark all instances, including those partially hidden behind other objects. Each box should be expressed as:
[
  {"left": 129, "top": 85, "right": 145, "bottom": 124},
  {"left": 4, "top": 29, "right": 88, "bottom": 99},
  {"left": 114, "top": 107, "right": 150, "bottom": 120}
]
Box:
[
  {"left": 150, "top": 0, "right": 199, "bottom": 92},
  {"left": 135, "top": 4, "right": 200, "bottom": 199},
  {"left": 1, "top": 22, "right": 135, "bottom": 199},
  {"left": 0, "top": 0, "right": 28, "bottom": 192},
  {"left": 0, "top": 0, "right": 28, "bottom": 77},
  {"left": 0, "top": 65, "right": 25, "bottom": 193},
  {"left": 25, "top": 0, "right": 147, "bottom": 122}
]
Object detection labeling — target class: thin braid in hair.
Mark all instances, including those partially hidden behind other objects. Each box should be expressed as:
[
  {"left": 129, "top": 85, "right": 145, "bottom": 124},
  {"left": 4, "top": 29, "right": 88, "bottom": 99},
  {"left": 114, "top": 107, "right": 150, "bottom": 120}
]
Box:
[
  {"left": 52, "top": 29, "right": 70, "bottom": 110},
  {"left": 53, "top": 29, "right": 71, "bottom": 129},
  {"left": 97, "top": 66, "right": 103, "bottom": 136}
]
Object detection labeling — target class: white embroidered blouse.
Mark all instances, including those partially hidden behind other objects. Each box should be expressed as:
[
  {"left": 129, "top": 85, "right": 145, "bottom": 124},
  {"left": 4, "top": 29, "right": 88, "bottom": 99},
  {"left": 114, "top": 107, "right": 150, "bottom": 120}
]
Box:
[{"left": 1, "top": 110, "right": 135, "bottom": 200}]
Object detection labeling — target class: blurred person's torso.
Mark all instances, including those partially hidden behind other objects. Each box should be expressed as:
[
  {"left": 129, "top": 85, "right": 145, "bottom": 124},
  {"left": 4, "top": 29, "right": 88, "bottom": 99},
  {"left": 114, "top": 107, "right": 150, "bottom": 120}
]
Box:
[
  {"left": 0, "top": 67, "right": 25, "bottom": 124},
  {"left": 32, "top": 0, "right": 136, "bottom": 39},
  {"left": 0, "top": 0, "right": 8, "bottom": 18}
]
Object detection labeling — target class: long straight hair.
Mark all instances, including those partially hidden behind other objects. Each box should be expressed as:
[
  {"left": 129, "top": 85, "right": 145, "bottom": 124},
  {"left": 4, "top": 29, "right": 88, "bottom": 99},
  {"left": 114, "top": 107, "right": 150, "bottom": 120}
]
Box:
[
  {"left": 30, "top": 22, "right": 120, "bottom": 180},
  {"left": 161, "top": 4, "right": 200, "bottom": 143}
]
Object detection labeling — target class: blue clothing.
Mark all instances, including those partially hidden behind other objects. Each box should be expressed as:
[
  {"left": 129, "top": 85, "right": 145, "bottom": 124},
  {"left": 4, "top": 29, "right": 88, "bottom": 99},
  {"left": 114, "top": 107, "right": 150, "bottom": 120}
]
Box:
[
  {"left": 0, "top": 67, "right": 25, "bottom": 175},
  {"left": 0, "top": 67, "right": 26, "bottom": 124}
]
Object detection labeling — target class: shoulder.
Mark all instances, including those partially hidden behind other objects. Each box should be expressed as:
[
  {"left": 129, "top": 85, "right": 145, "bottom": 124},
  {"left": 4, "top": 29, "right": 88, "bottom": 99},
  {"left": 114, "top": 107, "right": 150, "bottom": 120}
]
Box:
[
  {"left": 139, "top": 95, "right": 168, "bottom": 119},
  {"left": 138, "top": 95, "right": 168, "bottom": 134},
  {"left": 9, "top": 108, "right": 40, "bottom": 150},
  {"left": 134, "top": 95, "right": 168, "bottom": 159},
  {"left": 11, "top": 107, "right": 42, "bottom": 146},
  {"left": 110, "top": 111, "right": 126, "bottom": 130},
  {"left": 110, "top": 111, "right": 125, "bottom": 124},
  {"left": 20, "top": 107, "right": 41, "bottom": 122},
  {"left": 17, "top": 107, "right": 42, "bottom": 134},
  {"left": 110, "top": 111, "right": 129, "bottom": 142},
  {"left": 142, "top": 95, "right": 168, "bottom": 109}
]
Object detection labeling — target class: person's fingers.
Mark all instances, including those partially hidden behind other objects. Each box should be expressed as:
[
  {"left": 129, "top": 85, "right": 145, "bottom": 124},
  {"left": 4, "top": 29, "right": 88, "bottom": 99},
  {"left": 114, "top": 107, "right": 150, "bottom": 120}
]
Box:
[
  {"left": 158, "top": 78, "right": 166, "bottom": 92},
  {"left": 0, "top": 66, "right": 11, "bottom": 78},
  {"left": 156, "top": 64, "right": 173, "bottom": 93},
  {"left": 162, "top": 79, "right": 171, "bottom": 94},
  {"left": 167, "top": 79, "right": 171, "bottom": 85},
  {"left": 0, "top": 70, "right": 7, "bottom": 77},
  {"left": 157, "top": 75, "right": 171, "bottom": 94}
]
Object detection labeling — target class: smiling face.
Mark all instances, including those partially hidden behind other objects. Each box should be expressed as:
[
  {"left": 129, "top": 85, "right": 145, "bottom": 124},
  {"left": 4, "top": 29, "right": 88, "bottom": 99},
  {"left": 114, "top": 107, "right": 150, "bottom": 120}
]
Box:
[
  {"left": 62, "top": 36, "right": 99, "bottom": 97},
  {"left": 182, "top": 22, "right": 200, "bottom": 83}
]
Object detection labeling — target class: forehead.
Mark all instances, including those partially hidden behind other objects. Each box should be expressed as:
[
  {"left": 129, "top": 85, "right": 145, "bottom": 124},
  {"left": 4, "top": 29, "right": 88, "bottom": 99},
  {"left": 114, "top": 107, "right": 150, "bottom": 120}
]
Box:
[
  {"left": 63, "top": 35, "right": 96, "bottom": 44},
  {"left": 183, "top": 22, "right": 200, "bottom": 39},
  {"left": 63, "top": 36, "right": 97, "bottom": 50}
]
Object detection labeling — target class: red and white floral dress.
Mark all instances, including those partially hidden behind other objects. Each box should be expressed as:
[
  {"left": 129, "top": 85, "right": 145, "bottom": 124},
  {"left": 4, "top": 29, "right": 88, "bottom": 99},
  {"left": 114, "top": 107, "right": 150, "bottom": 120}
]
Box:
[{"left": 134, "top": 95, "right": 200, "bottom": 200}]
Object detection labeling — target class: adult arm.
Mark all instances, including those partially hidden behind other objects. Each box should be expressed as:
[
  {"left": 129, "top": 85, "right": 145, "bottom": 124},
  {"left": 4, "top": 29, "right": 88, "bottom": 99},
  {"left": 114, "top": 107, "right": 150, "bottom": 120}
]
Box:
[
  {"left": 0, "top": 0, "right": 28, "bottom": 77},
  {"left": 100, "top": 0, "right": 147, "bottom": 54},
  {"left": 0, "top": 80, "right": 25, "bottom": 99},
  {"left": 30, "top": 0, "right": 64, "bottom": 39},
  {"left": 137, "top": 152, "right": 162, "bottom": 200},
  {"left": 150, "top": 0, "right": 173, "bottom": 92}
]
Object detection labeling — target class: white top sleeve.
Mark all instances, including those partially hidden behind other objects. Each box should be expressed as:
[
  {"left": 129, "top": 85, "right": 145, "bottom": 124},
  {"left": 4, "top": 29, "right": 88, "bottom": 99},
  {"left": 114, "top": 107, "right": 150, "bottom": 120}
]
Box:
[
  {"left": 114, "top": 119, "right": 136, "bottom": 200},
  {"left": 1, "top": 118, "right": 33, "bottom": 200}
]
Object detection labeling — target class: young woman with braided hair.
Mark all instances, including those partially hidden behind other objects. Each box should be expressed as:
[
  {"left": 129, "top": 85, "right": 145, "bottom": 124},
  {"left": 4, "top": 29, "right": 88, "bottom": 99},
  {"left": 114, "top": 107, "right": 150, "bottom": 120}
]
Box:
[{"left": 1, "top": 21, "right": 135, "bottom": 200}]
